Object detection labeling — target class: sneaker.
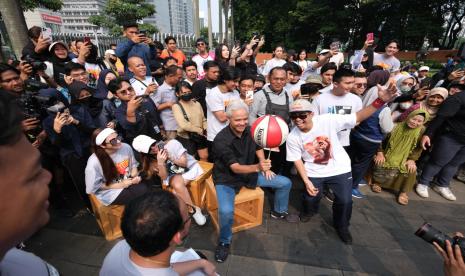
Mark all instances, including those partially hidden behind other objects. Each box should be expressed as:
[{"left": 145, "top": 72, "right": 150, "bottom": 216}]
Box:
[
  {"left": 415, "top": 184, "right": 429, "bottom": 198},
  {"left": 270, "top": 211, "right": 299, "bottom": 223},
  {"left": 214, "top": 243, "right": 230, "bottom": 263},
  {"left": 358, "top": 179, "right": 368, "bottom": 186},
  {"left": 192, "top": 206, "right": 207, "bottom": 226},
  {"left": 324, "top": 189, "right": 335, "bottom": 203},
  {"left": 337, "top": 228, "right": 353, "bottom": 245},
  {"left": 432, "top": 186, "right": 457, "bottom": 201},
  {"left": 352, "top": 188, "right": 366, "bottom": 199},
  {"left": 299, "top": 213, "right": 313, "bottom": 223}
]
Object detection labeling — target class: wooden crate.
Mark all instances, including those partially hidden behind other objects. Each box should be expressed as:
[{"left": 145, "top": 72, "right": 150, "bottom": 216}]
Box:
[
  {"left": 89, "top": 194, "right": 124, "bottom": 241},
  {"left": 206, "top": 176, "right": 264, "bottom": 233},
  {"left": 163, "top": 161, "right": 213, "bottom": 209}
]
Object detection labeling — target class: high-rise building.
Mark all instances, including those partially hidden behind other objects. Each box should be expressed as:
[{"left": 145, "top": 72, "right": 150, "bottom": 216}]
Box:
[
  {"left": 144, "top": 0, "right": 194, "bottom": 34},
  {"left": 60, "top": 0, "right": 107, "bottom": 34}
]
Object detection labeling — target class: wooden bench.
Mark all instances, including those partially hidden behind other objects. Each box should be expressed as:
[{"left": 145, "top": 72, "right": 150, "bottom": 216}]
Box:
[
  {"left": 89, "top": 194, "right": 124, "bottom": 241},
  {"left": 163, "top": 161, "right": 213, "bottom": 209},
  {"left": 205, "top": 176, "right": 264, "bottom": 233}
]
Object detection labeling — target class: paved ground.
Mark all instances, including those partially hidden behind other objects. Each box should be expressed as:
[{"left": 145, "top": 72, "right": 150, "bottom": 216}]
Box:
[{"left": 24, "top": 178, "right": 465, "bottom": 276}]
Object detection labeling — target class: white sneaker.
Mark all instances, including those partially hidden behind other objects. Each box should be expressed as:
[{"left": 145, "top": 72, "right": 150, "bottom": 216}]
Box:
[
  {"left": 416, "top": 184, "right": 429, "bottom": 198},
  {"left": 192, "top": 206, "right": 207, "bottom": 225},
  {"left": 432, "top": 186, "right": 457, "bottom": 201}
]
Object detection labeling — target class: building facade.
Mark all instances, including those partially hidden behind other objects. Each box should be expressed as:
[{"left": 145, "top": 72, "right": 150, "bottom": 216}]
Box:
[
  {"left": 60, "top": 0, "right": 107, "bottom": 34},
  {"left": 24, "top": 8, "right": 64, "bottom": 33},
  {"left": 145, "top": 0, "right": 194, "bottom": 34}
]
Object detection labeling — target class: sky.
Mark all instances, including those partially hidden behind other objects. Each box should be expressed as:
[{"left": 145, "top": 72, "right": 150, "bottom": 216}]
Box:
[{"left": 199, "top": 0, "right": 221, "bottom": 33}]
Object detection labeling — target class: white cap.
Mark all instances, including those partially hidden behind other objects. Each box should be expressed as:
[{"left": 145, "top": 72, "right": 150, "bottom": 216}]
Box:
[
  {"left": 95, "top": 128, "right": 116, "bottom": 146},
  {"left": 419, "top": 66, "right": 430, "bottom": 72},
  {"left": 105, "top": 49, "right": 116, "bottom": 56},
  {"left": 49, "top": 41, "right": 69, "bottom": 52},
  {"left": 132, "top": 135, "right": 157, "bottom": 154},
  {"left": 319, "top": 49, "right": 330, "bottom": 55}
]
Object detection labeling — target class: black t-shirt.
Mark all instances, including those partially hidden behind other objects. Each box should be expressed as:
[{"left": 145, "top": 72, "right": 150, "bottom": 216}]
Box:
[
  {"left": 212, "top": 126, "right": 259, "bottom": 189},
  {"left": 191, "top": 78, "right": 218, "bottom": 116},
  {"left": 236, "top": 60, "right": 258, "bottom": 76}
]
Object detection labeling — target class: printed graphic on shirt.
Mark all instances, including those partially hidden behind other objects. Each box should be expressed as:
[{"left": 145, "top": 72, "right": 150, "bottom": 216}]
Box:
[
  {"left": 327, "top": 105, "right": 353, "bottom": 115},
  {"left": 115, "top": 159, "right": 130, "bottom": 178},
  {"left": 304, "top": 136, "right": 332, "bottom": 164}
]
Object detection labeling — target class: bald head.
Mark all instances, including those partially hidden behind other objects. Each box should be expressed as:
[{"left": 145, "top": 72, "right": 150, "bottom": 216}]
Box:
[{"left": 128, "top": 56, "right": 147, "bottom": 78}]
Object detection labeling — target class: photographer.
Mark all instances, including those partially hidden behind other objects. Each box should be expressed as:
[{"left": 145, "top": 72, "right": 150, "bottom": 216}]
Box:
[
  {"left": 434, "top": 232, "right": 465, "bottom": 276},
  {"left": 108, "top": 78, "right": 163, "bottom": 143},
  {"left": 21, "top": 26, "right": 51, "bottom": 62},
  {"left": 115, "top": 23, "right": 156, "bottom": 77},
  {"left": 72, "top": 40, "right": 107, "bottom": 87}
]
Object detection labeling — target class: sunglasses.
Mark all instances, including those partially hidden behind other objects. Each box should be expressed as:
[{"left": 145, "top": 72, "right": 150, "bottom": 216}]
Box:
[
  {"left": 106, "top": 135, "right": 122, "bottom": 146},
  {"left": 290, "top": 112, "right": 311, "bottom": 120},
  {"left": 355, "top": 83, "right": 368, "bottom": 88}
]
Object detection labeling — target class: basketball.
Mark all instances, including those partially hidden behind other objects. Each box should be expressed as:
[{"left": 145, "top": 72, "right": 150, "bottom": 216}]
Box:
[{"left": 250, "top": 115, "right": 289, "bottom": 148}]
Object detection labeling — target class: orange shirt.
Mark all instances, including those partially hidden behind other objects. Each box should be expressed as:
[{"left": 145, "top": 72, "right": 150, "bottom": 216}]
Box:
[{"left": 160, "top": 49, "right": 186, "bottom": 66}]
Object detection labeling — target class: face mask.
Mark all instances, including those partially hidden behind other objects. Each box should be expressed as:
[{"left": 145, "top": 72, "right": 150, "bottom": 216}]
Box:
[
  {"left": 399, "top": 102, "right": 413, "bottom": 110},
  {"left": 78, "top": 96, "right": 91, "bottom": 104},
  {"left": 399, "top": 85, "right": 411, "bottom": 93},
  {"left": 180, "top": 93, "right": 193, "bottom": 101}
]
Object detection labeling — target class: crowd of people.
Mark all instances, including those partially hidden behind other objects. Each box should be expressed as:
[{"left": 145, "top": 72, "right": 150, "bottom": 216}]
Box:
[{"left": 1, "top": 22, "right": 465, "bottom": 275}]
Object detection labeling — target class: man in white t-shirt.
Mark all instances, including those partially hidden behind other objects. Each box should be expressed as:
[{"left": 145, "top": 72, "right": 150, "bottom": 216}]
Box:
[
  {"left": 318, "top": 62, "right": 337, "bottom": 94},
  {"left": 128, "top": 56, "right": 159, "bottom": 96},
  {"left": 100, "top": 191, "right": 216, "bottom": 276},
  {"left": 284, "top": 62, "right": 304, "bottom": 99},
  {"left": 191, "top": 38, "right": 214, "bottom": 80},
  {"left": 286, "top": 82, "right": 398, "bottom": 244},
  {"left": 301, "top": 49, "right": 336, "bottom": 80}
]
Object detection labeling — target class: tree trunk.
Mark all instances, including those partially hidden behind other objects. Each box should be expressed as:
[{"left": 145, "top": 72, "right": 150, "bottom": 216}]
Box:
[
  {"left": 223, "top": 0, "right": 230, "bottom": 44},
  {"left": 207, "top": 0, "right": 213, "bottom": 47},
  {"left": 230, "top": 1, "right": 235, "bottom": 43},
  {"left": 218, "top": 0, "right": 223, "bottom": 43},
  {"left": 193, "top": 0, "right": 200, "bottom": 38},
  {"left": 0, "top": 0, "right": 29, "bottom": 59}
]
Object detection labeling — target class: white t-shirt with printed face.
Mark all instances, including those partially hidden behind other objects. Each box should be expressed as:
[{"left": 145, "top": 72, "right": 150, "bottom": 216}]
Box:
[
  {"left": 286, "top": 114, "right": 356, "bottom": 178},
  {"left": 312, "top": 92, "right": 362, "bottom": 146},
  {"left": 130, "top": 76, "right": 157, "bottom": 96},
  {"left": 205, "top": 86, "right": 240, "bottom": 141}
]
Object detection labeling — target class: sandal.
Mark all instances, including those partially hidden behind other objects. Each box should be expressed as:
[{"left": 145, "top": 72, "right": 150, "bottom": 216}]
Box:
[
  {"left": 397, "top": 193, "right": 409, "bottom": 205},
  {"left": 371, "top": 184, "right": 382, "bottom": 193}
]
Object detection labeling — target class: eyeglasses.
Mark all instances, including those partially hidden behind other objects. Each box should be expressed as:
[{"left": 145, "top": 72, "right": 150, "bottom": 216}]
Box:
[
  {"left": 106, "top": 135, "right": 122, "bottom": 146},
  {"left": 355, "top": 83, "right": 367, "bottom": 88},
  {"left": 118, "top": 86, "right": 135, "bottom": 96},
  {"left": 290, "top": 112, "right": 311, "bottom": 120}
]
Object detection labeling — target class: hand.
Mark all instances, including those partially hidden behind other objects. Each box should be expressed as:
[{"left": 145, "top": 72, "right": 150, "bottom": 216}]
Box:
[
  {"left": 414, "top": 87, "right": 430, "bottom": 100},
  {"left": 433, "top": 233, "right": 465, "bottom": 276},
  {"left": 145, "top": 82, "right": 158, "bottom": 95},
  {"left": 131, "top": 34, "right": 146, "bottom": 44},
  {"left": 131, "top": 176, "right": 142, "bottom": 185},
  {"left": 32, "top": 132, "right": 47, "bottom": 148},
  {"left": 244, "top": 97, "right": 253, "bottom": 106},
  {"left": 304, "top": 181, "right": 319, "bottom": 196},
  {"left": 201, "top": 259, "right": 217, "bottom": 276},
  {"left": 448, "top": 70, "right": 465, "bottom": 81},
  {"left": 79, "top": 44, "right": 92, "bottom": 58},
  {"left": 249, "top": 35, "right": 259, "bottom": 46},
  {"left": 106, "top": 121, "right": 116, "bottom": 129},
  {"left": 144, "top": 37, "right": 154, "bottom": 45},
  {"left": 64, "top": 75, "right": 74, "bottom": 85},
  {"left": 231, "top": 46, "right": 240, "bottom": 58},
  {"left": 258, "top": 36, "right": 265, "bottom": 47},
  {"left": 363, "top": 39, "right": 374, "bottom": 49},
  {"left": 376, "top": 82, "right": 398, "bottom": 103},
  {"left": 53, "top": 112, "right": 71, "bottom": 133},
  {"left": 34, "top": 34, "right": 51, "bottom": 53},
  {"left": 258, "top": 159, "right": 272, "bottom": 172},
  {"left": 262, "top": 170, "right": 276, "bottom": 180},
  {"left": 67, "top": 114, "right": 78, "bottom": 125},
  {"left": 157, "top": 149, "right": 168, "bottom": 164},
  {"left": 421, "top": 135, "right": 431, "bottom": 150},
  {"left": 22, "top": 118, "right": 40, "bottom": 132},
  {"left": 127, "top": 96, "right": 143, "bottom": 115},
  {"left": 19, "top": 62, "right": 33, "bottom": 77},
  {"left": 405, "top": 160, "right": 417, "bottom": 173},
  {"left": 374, "top": 152, "right": 385, "bottom": 166}
]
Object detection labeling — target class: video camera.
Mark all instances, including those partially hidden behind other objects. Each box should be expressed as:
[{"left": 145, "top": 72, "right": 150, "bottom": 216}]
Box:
[{"left": 415, "top": 222, "right": 465, "bottom": 262}]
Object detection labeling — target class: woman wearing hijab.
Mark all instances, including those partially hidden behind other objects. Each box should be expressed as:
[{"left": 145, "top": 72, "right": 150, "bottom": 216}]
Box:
[
  {"left": 397, "top": 87, "right": 449, "bottom": 123},
  {"left": 347, "top": 70, "right": 395, "bottom": 197},
  {"left": 371, "top": 109, "right": 429, "bottom": 205},
  {"left": 45, "top": 41, "right": 71, "bottom": 88},
  {"left": 95, "top": 69, "right": 120, "bottom": 128}
]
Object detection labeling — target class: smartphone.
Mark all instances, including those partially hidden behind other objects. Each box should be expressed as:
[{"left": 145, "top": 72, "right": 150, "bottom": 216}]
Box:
[
  {"left": 135, "top": 95, "right": 149, "bottom": 100},
  {"left": 454, "top": 61, "right": 465, "bottom": 71},
  {"left": 41, "top": 27, "right": 52, "bottom": 40},
  {"left": 366, "top": 32, "right": 374, "bottom": 41},
  {"left": 83, "top": 37, "right": 91, "bottom": 45},
  {"left": 246, "top": 90, "right": 254, "bottom": 100},
  {"left": 139, "top": 30, "right": 147, "bottom": 36},
  {"left": 235, "top": 40, "right": 241, "bottom": 48},
  {"left": 156, "top": 141, "right": 165, "bottom": 150}
]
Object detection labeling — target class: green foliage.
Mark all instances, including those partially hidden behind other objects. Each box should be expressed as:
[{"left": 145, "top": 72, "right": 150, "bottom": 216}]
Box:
[
  {"left": 21, "top": 0, "right": 63, "bottom": 12},
  {"left": 233, "top": 0, "right": 465, "bottom": 51},
  {"left": 88, "top": 0, "right": 157, "bottom": 35}
]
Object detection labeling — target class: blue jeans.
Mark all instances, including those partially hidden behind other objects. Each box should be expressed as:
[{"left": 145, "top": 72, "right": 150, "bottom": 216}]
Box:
[
  {"left": 347, "top": 133, "right": 380, "bottom": 189},
  {"left": 301, "top": 172, "right": 353, "bottom": 230},
  {"left": 215, "top": 173, "right": 292, "bottom": 244},
  {"left": 419, "top": 133, "right": 465, "bottom": 187}
]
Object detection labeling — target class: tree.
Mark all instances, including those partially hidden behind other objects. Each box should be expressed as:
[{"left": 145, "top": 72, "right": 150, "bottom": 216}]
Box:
[
  {"left": 89, "top": 0, "right": 157, "bottom": 35},
  {"left": 21, "top": 0, "right": 63, "bottom": 12}
]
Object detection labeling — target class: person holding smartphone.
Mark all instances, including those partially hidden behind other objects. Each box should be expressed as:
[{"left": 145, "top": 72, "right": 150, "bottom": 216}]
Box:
[
  {"left": 115, "top": 23, "right": 156, "bottom": 77},
  {"left": 352, "top": 37, "right": 401, "bottom": 72},
  {"left": 128, "top": 56, "right": 159, "bottom": 96}
]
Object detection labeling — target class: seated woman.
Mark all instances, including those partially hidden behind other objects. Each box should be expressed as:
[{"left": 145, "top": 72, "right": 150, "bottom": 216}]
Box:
[
  {"left": 85, "top": 128, "right": 148, "bottom": 206},
  {"left": 132, "top": 134, "right": 207, "bottom": 226},
  {"left": 172, "top": 81, "right": 208, "bottom": 161},
  {"left": 371, "top": 109, "right": 429, "bottom": 205},
  {"left": 397, "top": 87, "right": 448, "bottom": 123}
]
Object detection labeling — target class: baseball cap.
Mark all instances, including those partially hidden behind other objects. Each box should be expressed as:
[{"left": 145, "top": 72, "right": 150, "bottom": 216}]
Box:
[
  {"left": 95, "top": 128, "right": 116, "bottom": 146},
  {"left": 419, "top": 66, "right": 430, "bottom": 72},
  {"left": 255, "top": 74, "right": 266, "bottom": 83},
  {"left": 105, "top": 49, "right": 116, "bottom": 56},
  {"left": 319, "top": 49, "right": 330, "bottom": 55},
  {"left": 49, "top": 41, "right": 69, "bottom": 52},
  {"left": 132, "top": 135, "right": 157, "bottom": 154},
  {"left": 289, "top": 99, "right": 316, "bottom": 113},
  {"left": 305, "top": 75, "right": 323, "bottom": 86}
]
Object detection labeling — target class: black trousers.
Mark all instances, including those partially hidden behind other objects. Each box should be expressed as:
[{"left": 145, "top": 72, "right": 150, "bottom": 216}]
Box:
[
  {"left": 62, "top": 152, "right": 91, "bottom": 209},
  {"left": 112, "top": 183, "right": 149, "bottom": 205}
]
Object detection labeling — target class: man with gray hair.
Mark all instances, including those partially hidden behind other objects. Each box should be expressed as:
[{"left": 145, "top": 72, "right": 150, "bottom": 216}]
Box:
[{"left": 211, "top": 100, "right": 298, "bottom": 263}]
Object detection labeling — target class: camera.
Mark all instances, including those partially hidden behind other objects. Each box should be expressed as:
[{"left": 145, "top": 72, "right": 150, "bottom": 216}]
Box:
[
  {"left": 415, "top": 222, "right": 465, "bottom": 262},
  {"left": 24, "top": 55, "right": 47, "bottom": 73}
]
